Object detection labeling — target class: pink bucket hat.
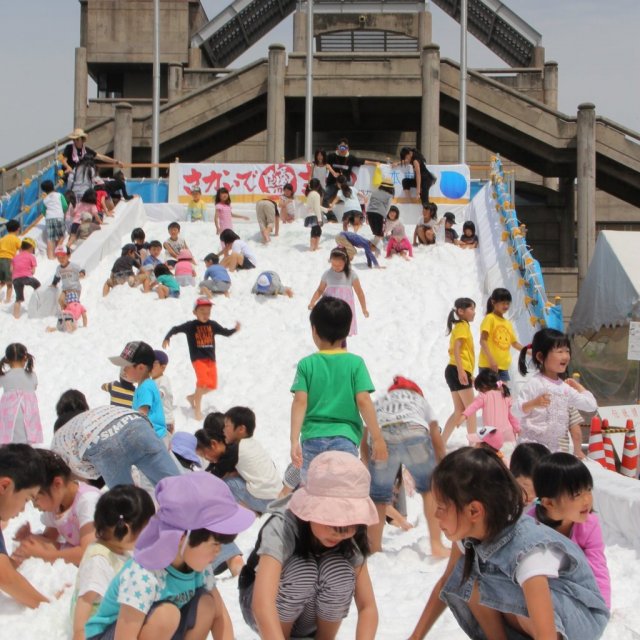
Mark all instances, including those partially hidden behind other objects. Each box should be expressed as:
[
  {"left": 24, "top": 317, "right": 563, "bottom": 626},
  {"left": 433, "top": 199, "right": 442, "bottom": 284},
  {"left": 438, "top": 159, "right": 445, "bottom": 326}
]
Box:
[
  {"left": 468, "top": 426, "right": 504, "bottom": 451},
  {"left": 288, "top": 452, "right": 378, "bottom": 527},
  {"left": 134, "top": 472, "right": 255, "bottom": 570}
]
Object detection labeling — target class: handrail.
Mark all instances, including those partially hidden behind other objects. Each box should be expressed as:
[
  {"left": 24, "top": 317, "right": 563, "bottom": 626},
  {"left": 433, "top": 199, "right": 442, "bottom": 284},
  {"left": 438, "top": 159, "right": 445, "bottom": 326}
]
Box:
[{"left": 595, "top": 116, "right": 640, "bottom": 143}]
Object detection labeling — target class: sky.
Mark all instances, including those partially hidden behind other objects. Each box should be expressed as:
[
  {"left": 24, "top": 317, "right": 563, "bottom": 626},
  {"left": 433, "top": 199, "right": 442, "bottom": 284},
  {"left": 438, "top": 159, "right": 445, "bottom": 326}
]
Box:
[{"left": 1, "top": 0, "right": 638, "bottom": 167}]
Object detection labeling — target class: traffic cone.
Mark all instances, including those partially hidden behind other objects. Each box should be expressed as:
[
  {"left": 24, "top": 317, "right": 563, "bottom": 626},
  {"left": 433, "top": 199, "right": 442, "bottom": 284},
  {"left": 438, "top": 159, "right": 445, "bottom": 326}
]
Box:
[
  {"left": 587, "top": 417, "right": 606, "bottom": 467},
  {"left": 602, "top": 435, "right": 616, "bottom": 471},
  {"left": 620, "top": 420, "right": 639, "bottom": 479}
]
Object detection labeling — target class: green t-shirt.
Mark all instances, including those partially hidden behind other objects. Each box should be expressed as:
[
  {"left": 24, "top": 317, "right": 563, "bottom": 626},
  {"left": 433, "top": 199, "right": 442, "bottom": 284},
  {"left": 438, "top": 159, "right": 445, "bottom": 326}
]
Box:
[{"left": 290, "top": 350, "right": 374, "bottom": 446}]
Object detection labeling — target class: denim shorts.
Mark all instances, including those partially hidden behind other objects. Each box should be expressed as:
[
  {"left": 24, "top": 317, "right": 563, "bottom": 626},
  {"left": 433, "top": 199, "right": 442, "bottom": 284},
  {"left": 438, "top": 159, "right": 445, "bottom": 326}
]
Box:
[
  {"left": 88, "top": 587, "right": 208, "bottom": 640},
  {"left": 224, "top": 475, "right": 275, "bottom": 515},
  {"left": 301, "top": 436, "right": 358, "bottom": 479},
  {"left": 368, "top": 426, "right": 435, "bottom": 502}
]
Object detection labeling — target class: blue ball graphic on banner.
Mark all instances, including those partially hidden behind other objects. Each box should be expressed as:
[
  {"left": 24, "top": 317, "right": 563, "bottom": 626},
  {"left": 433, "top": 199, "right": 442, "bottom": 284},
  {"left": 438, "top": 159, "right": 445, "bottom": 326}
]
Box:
[{"left": 439, "top": 171, "right": 468, "bottom": 199}]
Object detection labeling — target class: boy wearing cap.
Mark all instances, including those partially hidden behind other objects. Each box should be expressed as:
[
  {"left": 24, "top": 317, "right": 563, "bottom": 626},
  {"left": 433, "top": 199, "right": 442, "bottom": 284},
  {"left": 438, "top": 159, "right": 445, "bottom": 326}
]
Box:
[
  {"left": 368, "top": 377, "right": 447, "bottom": 555},
  {"left": 290, "top": 296, "right": 388, "bottom": 476},
  {"left": 109, "top": 342, "right": 167, "bottom": 442},
  {"left": 0, "top": 444, "right": 49, "bottom": 608},
  {"left": 163, "top": 299, "right": 240, "bottom": 421},
  {"left": 187, "top": 186, "right": 206, "bottom": 222},
  {"left": 251, "top": 270, "right": 293, "bottom": 298},
  {"left": 0, "top": 219, "right": 21, "bottom": 303},
  {"left": 11, "top": 238, "right": 40, "bottom": 319},
  {"left": 51, "top": 245, "right": 85, "bottom": 307},
  {"left": 151, "top": 350, "right": 175, "bottom": 434},
  {"left": 443, "top": 211, "right": 459, "bottom": 244},
  {"left": 84, "top": 473, "right": 254, "bottom": 640}
]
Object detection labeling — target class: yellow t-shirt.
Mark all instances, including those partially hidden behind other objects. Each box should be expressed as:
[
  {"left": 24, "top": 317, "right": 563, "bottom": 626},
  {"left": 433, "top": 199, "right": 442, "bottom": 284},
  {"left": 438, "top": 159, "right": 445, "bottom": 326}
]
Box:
[
  {"left": 0, "top": 233, "right": 21, "bottom": 260},
  {"left": 478, "top": 312, "right": 517, "bottom": 370},
  {"left": 448, "top": 321, "right": 475, "bottom": 373}
]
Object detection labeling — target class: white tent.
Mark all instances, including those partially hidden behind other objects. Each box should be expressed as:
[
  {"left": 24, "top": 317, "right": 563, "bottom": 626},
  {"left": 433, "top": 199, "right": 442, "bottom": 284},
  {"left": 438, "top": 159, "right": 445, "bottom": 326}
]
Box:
[{"left": 569, "top": 230, "right": 640, "bottom": 404}]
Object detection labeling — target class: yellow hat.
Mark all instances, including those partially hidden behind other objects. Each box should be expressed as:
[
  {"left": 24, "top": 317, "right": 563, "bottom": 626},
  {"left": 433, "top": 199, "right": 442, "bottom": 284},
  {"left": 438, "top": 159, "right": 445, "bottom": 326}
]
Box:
[
  {"left": 68, "top": 128, "right": 88, "bottom": 140},
  {"left": 22, "top": 237, "right": 36, "bottom": 249}
]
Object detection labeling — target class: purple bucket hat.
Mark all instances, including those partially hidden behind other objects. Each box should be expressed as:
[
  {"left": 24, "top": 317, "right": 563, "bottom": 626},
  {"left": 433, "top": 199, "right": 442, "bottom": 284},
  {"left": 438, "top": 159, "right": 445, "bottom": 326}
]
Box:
[{"left": 134, "top": 472, "right": 255, "bottom": 570}]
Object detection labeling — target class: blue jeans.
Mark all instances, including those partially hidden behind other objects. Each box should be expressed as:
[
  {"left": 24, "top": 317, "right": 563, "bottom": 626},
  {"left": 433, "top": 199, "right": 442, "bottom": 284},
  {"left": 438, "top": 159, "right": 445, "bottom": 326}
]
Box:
[
  {"left": 212, "top": 541, "right": 243, "bottom": 572},
  {"left": 224, "top": 476, "right": 275, "bottom": 514},
  {"left": 301, "top": 436, "right": 358, "bottom": 481},
  {"left": 84, "top": 417, "right": 181, "bottom": 488},
  {"left": 368, "top": 426, "right": 435, "bottom": 503}
]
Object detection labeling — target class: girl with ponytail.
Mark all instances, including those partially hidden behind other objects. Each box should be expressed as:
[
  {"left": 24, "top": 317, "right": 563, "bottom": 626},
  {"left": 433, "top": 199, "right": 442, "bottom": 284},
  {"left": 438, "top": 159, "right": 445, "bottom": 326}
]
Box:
[{"left": 442, "top": 298, "right": 477, "bottom": 442}]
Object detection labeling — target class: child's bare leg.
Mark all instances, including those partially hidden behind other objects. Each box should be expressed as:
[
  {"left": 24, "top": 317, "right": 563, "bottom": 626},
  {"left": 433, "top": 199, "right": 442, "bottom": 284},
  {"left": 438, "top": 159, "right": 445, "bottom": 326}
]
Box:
[
  {"left": 102, "top": 281, "right": 111, "bottom": 297},
  {"left": 12, "top": 302, "right": 21, "bottom": 319},
  {"left": 368, "top": 503, "right": 388, "bottom": 553},
  {"left": 2, "top": 283, "right": 11, "bottom": 303},
  {"left": 315, "top": 619, "right": 343, "bottom": 640},
  {"left": 138, "top": 602, "right": 180, "bottom": 640},
  {"left": 208, "top": 589, "right": 234, "bottom": 640},
  {"left": 422, "top": 492, "right": 450, "bottom": 557},
  {"left": 467, "top": 580, "right": 509, "bottom": 640},
  {"left": 274, "top": 215, "right": 280, "bottom": 236},
  {"left": 192, "top": 386, "right": 211, "bottom": 421},
  {"left": 227, "top": 554, "right": 244, "bottom": 577},
  {"left": 260, "top": 225, "right": 271, "bottom": 244},
  {"left": 385, "top": 504, "right": 413, "bottom": 530},
  {"left": 459, "top": 388, "right": 477, "bottom": 436},
  {"left": 184, "top": 591, "right": 216, "bottom": 640},
  {"left": 443, "top": 392, "right": 466, "bottom": 443}
]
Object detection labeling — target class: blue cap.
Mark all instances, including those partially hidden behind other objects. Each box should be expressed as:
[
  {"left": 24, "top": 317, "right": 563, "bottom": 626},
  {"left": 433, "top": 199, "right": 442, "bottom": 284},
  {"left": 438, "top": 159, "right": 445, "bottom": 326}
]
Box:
[{"left": 256, "top": 272, "right": 272, "bottom": 294}]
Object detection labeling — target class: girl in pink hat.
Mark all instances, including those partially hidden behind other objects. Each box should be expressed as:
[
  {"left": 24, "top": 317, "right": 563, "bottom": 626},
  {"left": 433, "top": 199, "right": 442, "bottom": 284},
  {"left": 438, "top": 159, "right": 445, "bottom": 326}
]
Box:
[{"left": 240, "top": 451, "right": 379, "bottom": 639}]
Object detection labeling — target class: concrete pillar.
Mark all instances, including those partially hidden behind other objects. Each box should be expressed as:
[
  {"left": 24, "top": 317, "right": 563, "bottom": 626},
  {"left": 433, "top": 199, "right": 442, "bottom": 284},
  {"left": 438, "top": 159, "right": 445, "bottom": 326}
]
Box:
[
  {"left": 532, "top": 46, "right": 545, "bottom": 67},
  {"left": 113, "top": 103, "right": 133, "bottom": 178},
  {"left": 293, "top": 10, "right": 307, "bottom": 52},
  {"left": 188, "top": 47, "right": 202, "bottom": 69},
  {"left": 420, "top": 44, "right": 440, "bottom": 164},
  {"left": 267, "top": 44, "right": 286, "bottom": 163},
  {"left": 576, "top": 103, "right": 596, "bottom": 288},
  {"left": 543, "top": 61, "right": 558, "bottom": 110},
  {"left": 168, "top": 63, "right": 183, "bottom": 101},
  {"left": 417, "top": 8, "right": 432, "bottom": 49},
  {"left": 559, "top": 178, "right": 575, "bottom": 267},
  {"left": 74, "top": 47, "right": 88, "bottom": 129}
]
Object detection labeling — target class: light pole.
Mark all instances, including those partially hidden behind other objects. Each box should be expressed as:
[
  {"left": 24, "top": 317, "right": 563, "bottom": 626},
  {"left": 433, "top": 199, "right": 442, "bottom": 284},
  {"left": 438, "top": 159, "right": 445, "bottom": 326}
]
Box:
[
  {"left": 151, "top": 0, "right": 160, "bottom": 179},
  {"left": 304, "top": 0, "right": 314, "bottom": 162},
  {"left": 459, "top": 0, "right": 468, "bottom": 164}
]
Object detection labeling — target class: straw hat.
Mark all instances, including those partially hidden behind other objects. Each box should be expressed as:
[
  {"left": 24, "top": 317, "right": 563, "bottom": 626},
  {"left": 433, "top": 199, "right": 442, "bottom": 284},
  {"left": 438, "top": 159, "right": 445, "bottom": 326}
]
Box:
[{"left": 68, "top": 128, "right": 88, "bottom": 140}]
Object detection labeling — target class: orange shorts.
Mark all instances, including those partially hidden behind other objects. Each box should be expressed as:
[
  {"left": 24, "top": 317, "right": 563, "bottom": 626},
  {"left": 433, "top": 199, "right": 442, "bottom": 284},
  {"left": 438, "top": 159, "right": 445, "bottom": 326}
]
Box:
[{"left": 192, "top": 359, "right": 217, "bottom": 389}]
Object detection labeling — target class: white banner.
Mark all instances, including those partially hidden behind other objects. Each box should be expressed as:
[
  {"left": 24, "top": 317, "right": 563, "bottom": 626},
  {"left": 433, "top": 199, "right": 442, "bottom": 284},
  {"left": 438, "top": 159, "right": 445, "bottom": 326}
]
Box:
[{"left": 169, "top": 162, "right": 471, "bottom": 205}]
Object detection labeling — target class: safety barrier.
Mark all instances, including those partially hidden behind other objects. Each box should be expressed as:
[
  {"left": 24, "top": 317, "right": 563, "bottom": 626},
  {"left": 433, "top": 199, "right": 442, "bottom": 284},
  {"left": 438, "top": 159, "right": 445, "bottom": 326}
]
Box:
[{"left": 489, "top": 155, "right": 563, "bottom": 331}]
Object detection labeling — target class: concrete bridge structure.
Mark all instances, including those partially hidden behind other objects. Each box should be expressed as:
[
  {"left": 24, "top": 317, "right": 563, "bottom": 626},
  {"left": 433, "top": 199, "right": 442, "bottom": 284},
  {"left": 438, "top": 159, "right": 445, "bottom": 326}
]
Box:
[{"left": 3, "top": 0, "right": 639, "bottom": 308}]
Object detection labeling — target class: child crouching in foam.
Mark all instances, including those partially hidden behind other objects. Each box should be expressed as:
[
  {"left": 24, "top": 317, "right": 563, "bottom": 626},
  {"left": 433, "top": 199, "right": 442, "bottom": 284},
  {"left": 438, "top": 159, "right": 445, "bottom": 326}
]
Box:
[
  {"left": 13, "top": 449, "right": 100, "bottom": 566},
  {"left": 72, "top": 485, "right": 155, "bottom": 639},
  {"left": 84, "top": 473, "right": 254, "bottom": 640}
]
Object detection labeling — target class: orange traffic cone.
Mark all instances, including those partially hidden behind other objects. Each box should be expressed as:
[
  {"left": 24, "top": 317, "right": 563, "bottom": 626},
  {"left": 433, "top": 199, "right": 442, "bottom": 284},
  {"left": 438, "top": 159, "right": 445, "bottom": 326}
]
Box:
[
  {"left": 620, "top": 419, "right": 639, "bottom": 479},
  {"left": 602, "top": 435, "right": 616, "bottom": 471},
  {"left": 587, "top": 417, "right": 606, "bottom": 467}
]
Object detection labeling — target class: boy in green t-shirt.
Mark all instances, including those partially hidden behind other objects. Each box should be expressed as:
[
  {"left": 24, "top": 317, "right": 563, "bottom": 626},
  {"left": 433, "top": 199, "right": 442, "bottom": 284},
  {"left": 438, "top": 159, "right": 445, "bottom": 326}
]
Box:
[{"left": 290, "top": 296, "right": 388, "bottom": 476}]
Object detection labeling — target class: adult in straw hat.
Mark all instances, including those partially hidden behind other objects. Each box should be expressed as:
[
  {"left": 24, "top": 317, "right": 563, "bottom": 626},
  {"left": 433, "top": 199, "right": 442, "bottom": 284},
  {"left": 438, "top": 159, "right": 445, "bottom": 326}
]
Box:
[{"left": 61, "top": 127, "right": 121, "bottom": 177}]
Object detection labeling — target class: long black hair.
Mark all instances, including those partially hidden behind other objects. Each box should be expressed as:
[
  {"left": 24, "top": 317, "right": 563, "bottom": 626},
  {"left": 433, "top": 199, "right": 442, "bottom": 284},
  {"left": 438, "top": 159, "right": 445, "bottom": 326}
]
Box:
[
  {"left": 533, "top": 453, "right": 593, "bottom": 529},
  {"left": 518, "top": 328, "right": 571, "bottom": 377},
  {"left": 219, "top": 228, "right": 240, "bottom": 245},
  {"left": 432, "top": 447, "right": 523, "bottom": 580},
  {"left": 446, "top": 297, "right": 475, "bottom": 335},
  {"left": 336, "top": 175, "right": 353, "bottom": 199}
]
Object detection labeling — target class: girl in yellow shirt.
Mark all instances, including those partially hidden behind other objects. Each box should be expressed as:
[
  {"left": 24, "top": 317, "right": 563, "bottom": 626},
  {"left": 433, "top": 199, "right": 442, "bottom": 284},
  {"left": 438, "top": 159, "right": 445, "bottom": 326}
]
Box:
[{"left": 443, "top": 298, "right": 477, "bottom": 443}]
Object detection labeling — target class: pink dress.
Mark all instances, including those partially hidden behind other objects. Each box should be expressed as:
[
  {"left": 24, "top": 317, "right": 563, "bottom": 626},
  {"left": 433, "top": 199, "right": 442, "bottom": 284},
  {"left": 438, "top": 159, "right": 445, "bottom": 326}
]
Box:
[
  {"left": 321, "top": 268, "right": 358, "bottom": 336},
  {"left": 463, "top": 389, "right": 520, "bottom": 442},
  {"left": 215, "top": 203, "right": 233, "bottom": 233},
  {"left": 0, "top": 369, "right": 43, "bottom": 444}
]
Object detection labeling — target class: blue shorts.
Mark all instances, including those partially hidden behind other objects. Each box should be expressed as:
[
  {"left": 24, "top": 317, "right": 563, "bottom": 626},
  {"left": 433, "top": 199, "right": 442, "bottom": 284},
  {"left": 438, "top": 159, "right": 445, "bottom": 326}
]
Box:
[
  {"left": 368, "top": 426, "right": 435, "bottom": 503},
  {"left": 224, "top": 476, "right": 275, "bottom": 514},
  {"left": 301, "top": 436, "right": 358, "bottom": 480}
]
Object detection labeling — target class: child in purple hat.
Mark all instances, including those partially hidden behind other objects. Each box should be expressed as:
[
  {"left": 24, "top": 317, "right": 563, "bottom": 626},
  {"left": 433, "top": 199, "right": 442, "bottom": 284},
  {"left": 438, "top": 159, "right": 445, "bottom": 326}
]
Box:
[{"left": 85, "top": 472, "right": 254, "bottom": 640}]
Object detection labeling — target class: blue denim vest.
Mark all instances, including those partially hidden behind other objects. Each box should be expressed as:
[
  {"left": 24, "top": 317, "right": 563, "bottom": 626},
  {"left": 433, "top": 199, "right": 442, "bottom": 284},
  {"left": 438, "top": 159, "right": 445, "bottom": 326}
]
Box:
[{"left": 441, "top": 514, "right": 609, "bottom": 640}]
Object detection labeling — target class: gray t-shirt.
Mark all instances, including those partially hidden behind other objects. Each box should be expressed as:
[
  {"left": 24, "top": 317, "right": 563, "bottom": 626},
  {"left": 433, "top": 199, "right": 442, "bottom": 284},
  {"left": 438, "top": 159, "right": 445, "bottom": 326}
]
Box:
[
  {"left": 251, "top": 271, "right": 285, "bottom": 296},
  {"left": 258, "top": 497, "right": 363, "bottom": 568},
  {"left": 0, "top": 369, "right": 37, "bottom": 392},
  {"left": 321, "top": 269, "right": 358, "bottom": 287},
  {"left": 366, "top": 189, "right": 393, "bottom": 217}
]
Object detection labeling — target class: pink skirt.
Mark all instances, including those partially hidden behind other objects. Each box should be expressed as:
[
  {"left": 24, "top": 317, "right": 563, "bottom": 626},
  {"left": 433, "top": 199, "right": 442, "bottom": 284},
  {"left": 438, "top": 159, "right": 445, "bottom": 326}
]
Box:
[
  {"left": 0, "top": 391, "right": 43, "bottom": 444},
  {"left": 324, "top": 285, "right": 357, "bottom": 336}
]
